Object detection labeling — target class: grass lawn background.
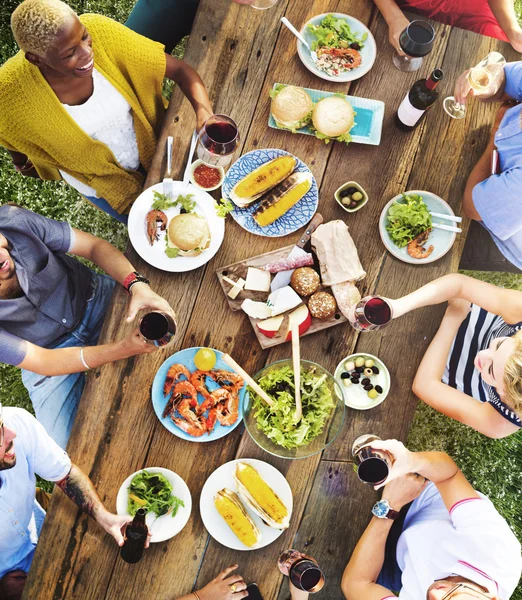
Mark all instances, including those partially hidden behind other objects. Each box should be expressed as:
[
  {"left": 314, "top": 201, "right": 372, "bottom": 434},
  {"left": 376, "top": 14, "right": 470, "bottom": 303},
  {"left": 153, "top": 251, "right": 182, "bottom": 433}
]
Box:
[{"left": 0, "top": 1, "right": 521, "bottom": 597}]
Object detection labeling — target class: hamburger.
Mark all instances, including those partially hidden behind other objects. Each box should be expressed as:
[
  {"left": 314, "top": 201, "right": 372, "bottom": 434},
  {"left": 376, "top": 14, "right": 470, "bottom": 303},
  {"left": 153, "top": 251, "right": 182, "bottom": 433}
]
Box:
[
  {"left": 167, "top": 213, "right": 210, "bottom": 257},
  {"left": 312, "top": 96, "right": 355, "bottom": 144},
  {"left": 270, "top": 85, "right": 313, "bottom": 133}
]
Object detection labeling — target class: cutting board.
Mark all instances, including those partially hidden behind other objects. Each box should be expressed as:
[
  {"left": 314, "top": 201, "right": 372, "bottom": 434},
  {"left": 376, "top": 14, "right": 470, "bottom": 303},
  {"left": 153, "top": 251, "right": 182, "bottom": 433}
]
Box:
[{"left": 215, "top": 245, "right": 348, "bottom": 349}]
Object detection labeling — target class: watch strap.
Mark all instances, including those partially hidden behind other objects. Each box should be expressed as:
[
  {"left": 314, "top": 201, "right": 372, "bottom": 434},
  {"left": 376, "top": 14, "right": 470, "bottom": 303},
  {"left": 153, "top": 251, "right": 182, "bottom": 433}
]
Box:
[
  {"left": 123, "top": 271, "right": 150, "bottom": 294},
  {"left": 386, "top": 508, "right": 400, "bottom": 521}
]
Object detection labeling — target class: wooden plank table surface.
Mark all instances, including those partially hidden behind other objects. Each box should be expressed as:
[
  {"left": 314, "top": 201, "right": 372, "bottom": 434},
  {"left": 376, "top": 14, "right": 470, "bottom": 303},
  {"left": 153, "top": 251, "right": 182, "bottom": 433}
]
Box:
[{"left": 23, "top": 2, "right": 518, "bottom": 599}]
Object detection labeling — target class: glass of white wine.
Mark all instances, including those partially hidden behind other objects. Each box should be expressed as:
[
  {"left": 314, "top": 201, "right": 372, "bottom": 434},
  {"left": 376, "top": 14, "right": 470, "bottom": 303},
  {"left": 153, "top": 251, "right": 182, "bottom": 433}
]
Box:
[
  {"left": 251, "top": 0, "right": 279, "bottom": 8},
  {"left": 443, "top": 52, "right": 506, "bottom": 120}
]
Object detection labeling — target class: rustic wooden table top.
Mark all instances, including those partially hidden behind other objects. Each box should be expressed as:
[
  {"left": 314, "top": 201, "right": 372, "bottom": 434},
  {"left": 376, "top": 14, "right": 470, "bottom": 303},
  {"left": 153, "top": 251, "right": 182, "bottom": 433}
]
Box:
[{"left": 24, "top": 2, "right": 518, "bottom": 599}]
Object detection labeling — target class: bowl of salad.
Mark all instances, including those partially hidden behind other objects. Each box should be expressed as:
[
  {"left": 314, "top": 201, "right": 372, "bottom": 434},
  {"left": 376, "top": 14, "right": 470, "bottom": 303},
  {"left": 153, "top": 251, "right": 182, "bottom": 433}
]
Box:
[
  {"left": 243, "top": 360, "right": 344, "bottom": 459},
  {"left": 298, "top": 13, "right": 377, "bottom": 83}
]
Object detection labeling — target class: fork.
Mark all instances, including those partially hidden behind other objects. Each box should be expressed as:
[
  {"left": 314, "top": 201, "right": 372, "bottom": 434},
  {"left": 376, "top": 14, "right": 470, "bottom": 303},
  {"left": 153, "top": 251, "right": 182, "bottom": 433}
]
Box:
[
  {"left": 162, "top": 135, "right": 174, "bottom": 199},
  {"left": 281, "top": 17, "right": 318, "bottom": 63},
  {"left": 182, "top": 130, "right": 199, "bottom": 188}
]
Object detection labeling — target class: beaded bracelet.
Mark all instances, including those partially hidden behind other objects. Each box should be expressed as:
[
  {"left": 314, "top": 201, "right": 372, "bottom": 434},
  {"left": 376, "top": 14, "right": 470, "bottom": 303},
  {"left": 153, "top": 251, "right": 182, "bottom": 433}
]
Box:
[{"left": 192, "top": 592, "right": 201, "bottom": 600}]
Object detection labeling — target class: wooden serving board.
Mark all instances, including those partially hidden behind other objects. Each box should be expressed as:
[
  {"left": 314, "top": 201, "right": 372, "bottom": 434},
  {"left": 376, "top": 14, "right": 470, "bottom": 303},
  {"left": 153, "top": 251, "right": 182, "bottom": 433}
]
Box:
[{"left": 215, "top": 245, "right": 348, "bottom": 349}]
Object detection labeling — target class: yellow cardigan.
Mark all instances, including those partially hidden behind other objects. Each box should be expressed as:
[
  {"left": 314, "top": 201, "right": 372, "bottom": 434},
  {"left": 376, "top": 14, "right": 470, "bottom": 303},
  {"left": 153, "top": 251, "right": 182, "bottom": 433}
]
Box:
[{"left": 0, "top": 14, "right": 167, "bottom": 214}]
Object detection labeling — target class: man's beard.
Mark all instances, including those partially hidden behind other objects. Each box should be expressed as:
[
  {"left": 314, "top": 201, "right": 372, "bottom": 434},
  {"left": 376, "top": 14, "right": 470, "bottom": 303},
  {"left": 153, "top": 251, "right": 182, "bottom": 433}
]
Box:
[
  {"left": 0, "top": 441, "right": 17, "bottom": 471},
  {"left": 0, "top": 268, "right": 23, "bottom": 300}
]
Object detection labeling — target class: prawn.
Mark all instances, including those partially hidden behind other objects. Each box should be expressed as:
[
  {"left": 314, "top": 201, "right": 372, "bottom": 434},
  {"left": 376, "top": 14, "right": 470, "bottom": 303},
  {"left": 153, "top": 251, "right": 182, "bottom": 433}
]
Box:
[
  {"left": 407, "top": 229, "right": 434, "bottom": 260},
  {"left": 146, "top": 209, "right": 168, "bottom": 245},
  {"left": 163, "top": 364, "right": 191, "bottom": 397}
]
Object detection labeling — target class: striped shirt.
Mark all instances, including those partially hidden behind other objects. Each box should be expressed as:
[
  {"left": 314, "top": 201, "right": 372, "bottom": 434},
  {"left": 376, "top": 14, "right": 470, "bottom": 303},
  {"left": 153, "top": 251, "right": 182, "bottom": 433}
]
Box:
[{"left": 443, "top": 303, "right": 522, "bottom": 427}]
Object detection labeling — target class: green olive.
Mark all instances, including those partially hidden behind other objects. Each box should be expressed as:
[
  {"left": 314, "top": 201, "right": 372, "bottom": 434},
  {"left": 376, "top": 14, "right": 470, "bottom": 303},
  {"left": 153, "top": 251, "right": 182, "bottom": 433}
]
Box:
[
  {"left": 352, "top": 191, "right": 363, "bottom": 201},
  {"left": 339, "top": 39, "right": 349, "bottom": 49},
  {"left": 367, "top": 389, "right": 378, "bottom": 399},
  {"left": 355, "top": 357, "right": 365, "bottom": 368},
  {"left": 364, "top": 359, "right": 374, "bottom": 368}
]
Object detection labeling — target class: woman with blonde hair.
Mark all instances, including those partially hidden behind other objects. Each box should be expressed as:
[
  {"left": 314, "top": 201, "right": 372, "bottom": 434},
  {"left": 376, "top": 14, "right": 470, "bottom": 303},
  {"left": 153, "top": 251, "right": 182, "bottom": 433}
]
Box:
[
  {"left": 390, "top": 273, "right": 522, "bottom": 438},
  {"left": 1, "top": 0, "right": 214, "bottom": 222}
]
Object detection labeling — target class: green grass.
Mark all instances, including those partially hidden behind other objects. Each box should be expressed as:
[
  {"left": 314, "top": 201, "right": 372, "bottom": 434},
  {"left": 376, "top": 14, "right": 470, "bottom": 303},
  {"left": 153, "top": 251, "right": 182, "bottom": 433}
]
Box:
[{"left": 0, "top": 2, "right": 521, "bottom": 597}]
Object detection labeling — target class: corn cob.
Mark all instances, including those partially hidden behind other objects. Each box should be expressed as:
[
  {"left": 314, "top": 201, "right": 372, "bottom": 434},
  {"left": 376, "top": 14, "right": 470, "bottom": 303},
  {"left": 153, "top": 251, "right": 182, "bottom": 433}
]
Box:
[
  {"left": 214, "top": 489, "right": 261, "bottom": 547},
  {"left": 253, "top": 172, "right": 312, "bottom": 227},
  {"left": 230, "top": 156, "right": 297, "bottom": 207}
]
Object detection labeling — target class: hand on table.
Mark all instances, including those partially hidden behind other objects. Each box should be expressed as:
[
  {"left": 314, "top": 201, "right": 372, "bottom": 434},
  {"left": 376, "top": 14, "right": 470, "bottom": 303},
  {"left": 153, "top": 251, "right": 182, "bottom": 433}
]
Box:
[
  {"left": 196, "top": 565, "right": 248, "bottom": 600},
  {"left": 381, "top": 473, "right": 428, "bottom": 511},
  {"left": 0, "top": 570, "right": 27, "bottom": 600},
  {"left": 126, "top": 283, "right": 176, "bottom": 324},
  {"left": 387, "top": 14, "right": 410, "bottom": 56},
  {"left": 368, "top": 439, "right": 417, "bottom": 490}
]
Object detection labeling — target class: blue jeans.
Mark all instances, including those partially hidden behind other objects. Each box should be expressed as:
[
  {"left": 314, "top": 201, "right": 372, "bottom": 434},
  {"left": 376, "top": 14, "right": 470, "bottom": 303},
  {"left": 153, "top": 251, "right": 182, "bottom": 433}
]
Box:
[
  {"left": 21, "top": 273, "right": 115, "bottom": 449},
  {"left": 84, "top": 195, "right": 128, "bottom": 225}
]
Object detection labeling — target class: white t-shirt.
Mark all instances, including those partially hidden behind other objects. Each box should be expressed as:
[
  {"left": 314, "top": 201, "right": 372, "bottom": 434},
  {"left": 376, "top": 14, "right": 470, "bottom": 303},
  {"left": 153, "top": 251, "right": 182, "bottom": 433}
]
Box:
[
  {"left": 0, "top": 407, "right": 71, "bottom": 578},
  {"left": 396, "top": 483, "right": 521, "bottom": 599},
  {"left": 60, "top": 68, "right": 140, "bottom": 199}
]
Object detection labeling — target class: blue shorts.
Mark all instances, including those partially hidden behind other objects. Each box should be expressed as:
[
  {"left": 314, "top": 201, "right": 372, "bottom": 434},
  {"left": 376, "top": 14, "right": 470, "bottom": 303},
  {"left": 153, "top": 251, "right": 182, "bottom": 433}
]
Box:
[
  {"left": 84, "top": 195, "right": 128, "bottom": 225},
  {"left": 21, "top": 272, "right": 115, "bottom": 449}
]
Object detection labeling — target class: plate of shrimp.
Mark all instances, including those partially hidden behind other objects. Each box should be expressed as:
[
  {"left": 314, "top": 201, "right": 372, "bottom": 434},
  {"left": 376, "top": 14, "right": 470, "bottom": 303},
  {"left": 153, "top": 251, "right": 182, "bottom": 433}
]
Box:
[
  {"left": 378, "top": 191, "right": 457, "bottom": 265},
  {"left": 151, "top": 348, "right": 246, "bottom": 442}
]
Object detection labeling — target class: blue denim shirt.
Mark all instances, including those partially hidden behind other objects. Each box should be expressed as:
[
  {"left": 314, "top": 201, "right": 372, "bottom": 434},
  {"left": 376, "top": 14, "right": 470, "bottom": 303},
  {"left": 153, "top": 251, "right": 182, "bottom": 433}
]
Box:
[
  {"left": 0, "top": 408, "right": 71, "bottom": 579},
  {"left": 473, "top": 62, "right": 522, "bottom": 268},
  {"left": 0, "top": 205, "right": 93, "bottom": 365}
]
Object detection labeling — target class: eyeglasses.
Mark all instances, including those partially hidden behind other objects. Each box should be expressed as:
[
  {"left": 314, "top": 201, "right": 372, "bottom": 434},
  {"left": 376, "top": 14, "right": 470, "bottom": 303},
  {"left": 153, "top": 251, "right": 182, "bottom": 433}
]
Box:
[
  {"left": 0, "top": 403, "right": 4, "bottom": 448},
  {"left": 441, "top": 582, "right": 492, "bottom": 599}
]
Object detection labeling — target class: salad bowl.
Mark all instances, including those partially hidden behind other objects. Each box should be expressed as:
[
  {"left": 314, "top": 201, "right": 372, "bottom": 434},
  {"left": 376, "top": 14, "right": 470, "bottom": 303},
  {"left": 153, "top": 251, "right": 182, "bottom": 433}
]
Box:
[{"left": 243, "top": 359, "right": 344, "bottom": 459}]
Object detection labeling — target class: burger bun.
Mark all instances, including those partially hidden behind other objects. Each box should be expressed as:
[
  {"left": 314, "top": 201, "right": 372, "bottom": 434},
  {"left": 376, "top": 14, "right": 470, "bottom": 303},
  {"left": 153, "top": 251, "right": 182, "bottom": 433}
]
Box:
[{"left": 271, "top": 86, "right": 313, "bottom": 131}]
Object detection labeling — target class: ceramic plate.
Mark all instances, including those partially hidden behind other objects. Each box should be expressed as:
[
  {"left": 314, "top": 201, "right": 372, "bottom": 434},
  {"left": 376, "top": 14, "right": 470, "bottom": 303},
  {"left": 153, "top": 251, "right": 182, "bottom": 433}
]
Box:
[
  {"left": 269, "top": 84, "right": 385, "bottom": 146},
  {"left": 297, "top": 13, "right": 377, "bottom": 83},
  {"left": 222, "top": 149, "right": 318, "bottom": 237},
  {"left": 128, "top": 182, "right": 225, "bottom": 272},
  {"left": 200, "top": 458, "right": 293, "bottom": 551},
  {"left": 151, "top": 347, "right": 245, "bottom": 442},
  {"left": 116, "top": 467, "right": 192, "bottom": 543},
  {"left": 379, "top": 191, "right": 457, "bottom": 265},
  {"left": 334, "top": 353, "right": 390, "bottom": 410}
]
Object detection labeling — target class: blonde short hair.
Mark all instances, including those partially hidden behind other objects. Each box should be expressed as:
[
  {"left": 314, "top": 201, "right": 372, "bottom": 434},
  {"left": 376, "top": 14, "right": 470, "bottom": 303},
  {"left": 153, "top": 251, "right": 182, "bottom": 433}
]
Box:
[
  {"left": 503, "top": 330, "right": 522, "bottom": 418},
  {"left": 11, "top": 0, "right": 77, "bottom": 56}
]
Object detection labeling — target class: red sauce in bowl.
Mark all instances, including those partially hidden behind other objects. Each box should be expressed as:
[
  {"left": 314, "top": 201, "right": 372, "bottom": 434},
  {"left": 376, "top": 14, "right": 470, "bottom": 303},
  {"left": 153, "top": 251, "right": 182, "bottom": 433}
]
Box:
[{"left": 193, "top": 164, "right": 222, "bottom": 189}]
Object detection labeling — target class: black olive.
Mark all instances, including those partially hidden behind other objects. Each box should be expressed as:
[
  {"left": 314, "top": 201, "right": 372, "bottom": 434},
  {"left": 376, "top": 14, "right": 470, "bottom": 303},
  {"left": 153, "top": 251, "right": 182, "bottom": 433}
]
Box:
[
  {"left": 363, "top": 384, "right": 373, "bottom": 391},
  {"left": 355, "top": 366, "right": 364, "bottom": 373},
  {"left": 375, "top": 385, "right": 383, "bottom": 394},
  {"left": 340, "top": 189, "right": 351, "bottom": 198},
  {"left": 351, "top": 371, "right": 360, "bottom": 378},
  {"left": 346, "top": 187, "right": 357, "bottom": 195},
  {"left": 371, "top": 366, "right": 380, "bottom": 374},
  {"left": 341, "top": 372, "right": 351, "bottom": 379},
  {"left": 361, "top": 378, "right": 371, "bottom": 386},
  {"left": 180, "top": 208, "right": 188, "bottom": 214},
  {"left": 350, "top": 42, "right": 361, "bottom": 51},
  {"left": 351, "top": 377, "right": 360, "bottom": 384}
]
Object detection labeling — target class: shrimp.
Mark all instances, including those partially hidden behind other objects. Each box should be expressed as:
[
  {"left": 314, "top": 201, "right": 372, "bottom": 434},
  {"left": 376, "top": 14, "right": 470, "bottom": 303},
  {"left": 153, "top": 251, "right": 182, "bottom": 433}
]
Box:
[
  {"left": 190, "top": 370, "right": 213, "bottom": 412},
  {"left": 214, "top": 388, "right": 239, "bottom": 427},
  {"left": 163, "top": 364, "right": 191, "bottom": 397},
  {"left": 146, "top": 209, "right": 168, "bottom": 245},
  {"left": 317, "top": 47, "right": 362, "bottom": 69},
  {"left": 171, "top": 397, "right": 207, "bottom": 437},
  {"left": 407, "top": 229, "right": 434, "bottom": 260},
  {"left": 208, "top": 370, "right": 244, "bottom": 394}
]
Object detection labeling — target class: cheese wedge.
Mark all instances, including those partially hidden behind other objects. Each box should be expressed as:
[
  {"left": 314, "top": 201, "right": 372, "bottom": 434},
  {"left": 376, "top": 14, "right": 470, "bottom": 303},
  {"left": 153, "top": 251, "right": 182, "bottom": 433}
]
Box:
[{"left": 214, "top": 489, "right": 261, "bottom": 547}]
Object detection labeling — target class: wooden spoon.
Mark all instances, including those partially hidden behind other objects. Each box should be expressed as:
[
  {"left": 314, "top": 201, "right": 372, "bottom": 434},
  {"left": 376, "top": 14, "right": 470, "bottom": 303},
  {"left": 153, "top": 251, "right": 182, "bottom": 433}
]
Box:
[
  {"left": 222, "top": 353, "right": 274, "bottom": 407},
  {"left": 291, "top": 320, "right": 302, "bottom": 423}
]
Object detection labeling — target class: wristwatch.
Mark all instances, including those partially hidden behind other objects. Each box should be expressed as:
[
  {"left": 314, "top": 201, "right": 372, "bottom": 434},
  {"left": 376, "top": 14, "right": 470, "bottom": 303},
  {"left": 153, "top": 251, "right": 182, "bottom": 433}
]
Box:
[
  {"left": 372, "top": 499, "right": 400, "bottom": 520},
  {"left": 123, "top": 271, "right": 150, "bottom": 294}
]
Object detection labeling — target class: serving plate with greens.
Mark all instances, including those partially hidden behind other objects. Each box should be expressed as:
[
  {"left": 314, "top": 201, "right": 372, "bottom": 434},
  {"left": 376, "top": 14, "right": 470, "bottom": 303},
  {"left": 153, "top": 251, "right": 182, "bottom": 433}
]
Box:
[
  {"left": 297, "top": 13, "right": 376, "bottom": 82},
  {"left": 116, "top": 467, "right": 192, "bottom": 542},
  {"left": 128, "top": 182, "right": 226, "bottom": 272},
  {"left": 379, "top": 191, "right": 456, "bottom": 265}
]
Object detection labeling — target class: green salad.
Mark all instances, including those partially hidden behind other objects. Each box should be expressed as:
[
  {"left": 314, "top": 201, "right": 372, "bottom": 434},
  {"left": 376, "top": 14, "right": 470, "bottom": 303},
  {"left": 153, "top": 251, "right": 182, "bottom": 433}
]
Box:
[
  {"left": 307, "top": 14, "right": 367, "bottom": 51},
  {"left": 386, "top": 193, "right": 432, "bottom": 248},
  {"left": 249, "top": 365, "right": 335, "bottom": 449},
  {"left": 128, "top": 470, "right": 184, "bottom": 518}
]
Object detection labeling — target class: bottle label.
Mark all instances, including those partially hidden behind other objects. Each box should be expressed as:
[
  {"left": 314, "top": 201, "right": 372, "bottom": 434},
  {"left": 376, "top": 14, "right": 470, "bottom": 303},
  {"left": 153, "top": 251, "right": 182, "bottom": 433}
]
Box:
[{"left": 397, "top": 96, "right": 425, "bottom": 127}]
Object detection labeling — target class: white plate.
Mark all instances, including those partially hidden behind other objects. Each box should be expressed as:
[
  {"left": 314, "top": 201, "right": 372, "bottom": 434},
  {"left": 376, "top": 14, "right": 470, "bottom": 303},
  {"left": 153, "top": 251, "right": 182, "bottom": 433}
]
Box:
[
  {"left": 116, "top": 467, "right": 192, "bottom": 543},
  {"left": 200, "top": 458, "right": 293, "bottom": 551},
  {"left": 128, "top": 182, "right": 225, "bottom": 272},
  {"left": 379, "top": 191, "right": 457, "bottom": 265},
  {"left": 298, "top": 13, "right": 377, "bottom": 83},
  {"left": 334, "top": 353, "right": 390, "bottom": 410}
]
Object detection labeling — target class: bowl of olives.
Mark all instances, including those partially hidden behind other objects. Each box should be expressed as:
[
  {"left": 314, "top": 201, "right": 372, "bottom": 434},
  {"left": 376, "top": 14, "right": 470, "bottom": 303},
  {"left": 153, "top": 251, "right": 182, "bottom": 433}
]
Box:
[
  {"left": 335, "top": 182, "right": 368, "bottom": 214},
  {"left": 334, "top": 353, "right": 390, "bottom": 410}
]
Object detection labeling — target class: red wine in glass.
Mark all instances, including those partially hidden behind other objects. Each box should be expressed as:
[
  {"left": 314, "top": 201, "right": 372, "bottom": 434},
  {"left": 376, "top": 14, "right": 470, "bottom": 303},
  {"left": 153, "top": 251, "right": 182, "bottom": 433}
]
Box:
[
  {"left": 139, "top": 311, "right": 176, "bottom": 347},
  {"left": 393, "top": 19, "right": 435, "bottom": 72},
  {"left": 352, "top": 434, "right": 392, "bottom": 486},
  {"left": 290, "top": 559, "right": 325, "bottom": 593},
  {"left": 197, "top": 114, "right": 239, "bottom": 168},
  {"left": 348, "top": 296, "right": 393, "bottom": 332}
]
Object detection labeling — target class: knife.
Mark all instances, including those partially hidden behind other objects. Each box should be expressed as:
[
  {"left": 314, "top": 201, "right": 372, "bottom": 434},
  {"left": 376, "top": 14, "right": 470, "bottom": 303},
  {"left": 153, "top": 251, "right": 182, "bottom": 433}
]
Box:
[{"left": 270, "top": 213, "right": 324, "bottom": 291}]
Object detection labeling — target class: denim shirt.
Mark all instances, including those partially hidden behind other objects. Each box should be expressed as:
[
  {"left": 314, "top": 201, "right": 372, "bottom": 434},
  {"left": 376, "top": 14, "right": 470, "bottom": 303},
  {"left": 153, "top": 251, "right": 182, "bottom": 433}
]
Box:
[
  {"left": 0, "top": 205, "right": 93, "bottom": 365},
  {"left": 0, "top": 408, "right": 71, "bottom": 579}
]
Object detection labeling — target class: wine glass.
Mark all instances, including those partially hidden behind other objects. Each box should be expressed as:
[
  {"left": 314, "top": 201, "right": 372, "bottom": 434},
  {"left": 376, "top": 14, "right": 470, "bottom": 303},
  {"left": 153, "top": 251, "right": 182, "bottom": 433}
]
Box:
[
  {"left": 251, "top": 0, "right": 279, "bottom": 8},
  {"left": 392, "top": 20, "right": 435, "bottom": 72},
  {"left": 443, "top": 51, "right": 506, "bottom": 120},
  {"left": 347, "top": 296, "right": 393, "bottom": 332},
  {"left": 196, "top": 114, "right": 240, "bottom": 169}
]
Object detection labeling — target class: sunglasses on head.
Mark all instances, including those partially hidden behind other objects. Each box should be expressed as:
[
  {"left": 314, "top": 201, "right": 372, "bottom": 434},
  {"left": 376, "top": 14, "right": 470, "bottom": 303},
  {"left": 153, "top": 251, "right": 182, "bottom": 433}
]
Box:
[{"left": 439, "top": 581, "right": 492, "bottom": 599}]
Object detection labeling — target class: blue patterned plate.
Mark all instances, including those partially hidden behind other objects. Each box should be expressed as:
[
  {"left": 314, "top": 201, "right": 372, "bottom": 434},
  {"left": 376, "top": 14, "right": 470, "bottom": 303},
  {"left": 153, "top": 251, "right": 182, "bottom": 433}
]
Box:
[
  {"left": 151, "top": 348, "right": 245, "bottom": 442},
  {"left": 222, "top": 149, "right": 319, "bottom": 237},
  {"left": 269, "top": 84, "right": 384, "bottom": 146}
]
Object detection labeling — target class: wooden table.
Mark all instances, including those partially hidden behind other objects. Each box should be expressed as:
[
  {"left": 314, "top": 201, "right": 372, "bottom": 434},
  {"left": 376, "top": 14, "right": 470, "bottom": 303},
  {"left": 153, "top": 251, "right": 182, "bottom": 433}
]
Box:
[{"left": 24, "top": 2, "right": 518, "bottom": 599}]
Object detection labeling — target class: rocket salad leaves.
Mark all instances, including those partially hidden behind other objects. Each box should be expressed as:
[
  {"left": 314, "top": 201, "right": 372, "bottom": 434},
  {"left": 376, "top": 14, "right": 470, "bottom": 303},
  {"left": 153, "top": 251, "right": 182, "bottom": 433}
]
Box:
[
  {"left": 386, "top": 193, "right": 432, "bottom": 248},
  {"left": 127, "top": 470, "right": 184, "bottom": 518},
  {"left": 307, "top": 14, "right": 367, "bottom": 52}
]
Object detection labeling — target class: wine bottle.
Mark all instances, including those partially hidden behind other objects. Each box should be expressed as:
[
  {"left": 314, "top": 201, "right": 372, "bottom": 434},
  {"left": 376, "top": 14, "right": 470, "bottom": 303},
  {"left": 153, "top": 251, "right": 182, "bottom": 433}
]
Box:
[
  {"left": 121, "top": 508, "right": 148, "bottom": 564},
  {"left": 395, "top": 68, "right": 444, "bottom": 131}
]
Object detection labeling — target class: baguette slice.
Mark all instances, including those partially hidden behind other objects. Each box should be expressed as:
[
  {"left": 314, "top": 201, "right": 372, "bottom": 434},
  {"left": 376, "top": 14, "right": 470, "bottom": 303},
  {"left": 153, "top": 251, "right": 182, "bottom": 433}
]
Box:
[
  {"left": 234, "top": 462, "right": 290, "bottom": 530},
  {"left": 230, "top": 155, "right": 297, "bottom": 207},
  {"left": 214, "top": 488, "right": 262, "bottom": 547},
  {"left": 253, "top": 172, "right": 312, "bottom": 227}
]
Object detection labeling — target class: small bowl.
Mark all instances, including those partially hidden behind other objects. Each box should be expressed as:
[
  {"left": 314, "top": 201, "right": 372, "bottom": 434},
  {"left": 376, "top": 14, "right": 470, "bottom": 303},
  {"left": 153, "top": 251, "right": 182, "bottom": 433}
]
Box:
[
  {"left": 335, "top": 181, "right": 368, "bottom": 213},
  {"left": 189, "top": 159, "right": 225, "bottom": 192},
  {"left": 334, "top": 353, "right": 390, "bottom": 410},
  {"left": 243, "top": 359, "right": 345, "bottom": 459}
]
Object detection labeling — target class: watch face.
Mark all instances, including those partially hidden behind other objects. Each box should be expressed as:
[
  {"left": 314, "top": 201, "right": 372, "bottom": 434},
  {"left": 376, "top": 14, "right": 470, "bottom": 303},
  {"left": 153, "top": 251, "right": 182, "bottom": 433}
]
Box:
[{"left": 372, "top": 500, "right": 389, "bottom": 518}]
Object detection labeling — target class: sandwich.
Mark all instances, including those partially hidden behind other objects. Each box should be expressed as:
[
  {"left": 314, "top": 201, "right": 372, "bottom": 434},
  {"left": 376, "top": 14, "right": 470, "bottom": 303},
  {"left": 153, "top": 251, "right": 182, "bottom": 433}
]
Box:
[
  {"left": 167, "top": 213, "right": 210, "bottom": 257},
  {"left": 270, "top": 85, "right": 313, "bottom": 133},
  {"left": 312, "top": 96, "right": 355, "bottom": 144},
  {"left": 214, "top": 488, "right": 262, "bottom": 548},
  {"left": 234, "top": 462, "right": 290, "bottom": 529}
]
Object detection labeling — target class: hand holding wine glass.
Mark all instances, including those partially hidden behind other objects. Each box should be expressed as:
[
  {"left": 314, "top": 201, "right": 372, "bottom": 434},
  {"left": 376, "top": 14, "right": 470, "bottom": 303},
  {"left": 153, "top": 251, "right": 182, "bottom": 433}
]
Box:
[{"left": 392, "top": 19, "right": 435, "bottom": 73}]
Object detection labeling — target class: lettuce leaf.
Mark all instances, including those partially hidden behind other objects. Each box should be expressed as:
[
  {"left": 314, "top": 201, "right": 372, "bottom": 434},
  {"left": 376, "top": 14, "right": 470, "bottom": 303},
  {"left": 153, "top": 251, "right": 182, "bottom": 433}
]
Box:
[
  {"left": 307, "top": 14, "right": 366, "bottom": 51},
  {"left": 385, "top": 193, "right": 432, "bottom": 248}
]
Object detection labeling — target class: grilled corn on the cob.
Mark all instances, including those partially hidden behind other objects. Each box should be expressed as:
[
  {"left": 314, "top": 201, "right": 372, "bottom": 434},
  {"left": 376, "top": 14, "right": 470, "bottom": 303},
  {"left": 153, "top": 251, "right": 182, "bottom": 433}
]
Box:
[
  {"left": 214, "top": 489, "right": 261, "bottom": 547},
  {"left": 253, "top": 172, "right": 312, "bottom": 227},
  {"left": 230, "top": 155, "right": 297, "bottom": 207}
]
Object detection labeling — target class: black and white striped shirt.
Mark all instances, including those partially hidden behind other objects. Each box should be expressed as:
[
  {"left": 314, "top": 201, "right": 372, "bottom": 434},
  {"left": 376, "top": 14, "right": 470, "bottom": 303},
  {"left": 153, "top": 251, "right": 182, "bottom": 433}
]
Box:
[{"left": 442, "top": 304, "right": 522, "bottom": 427}]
